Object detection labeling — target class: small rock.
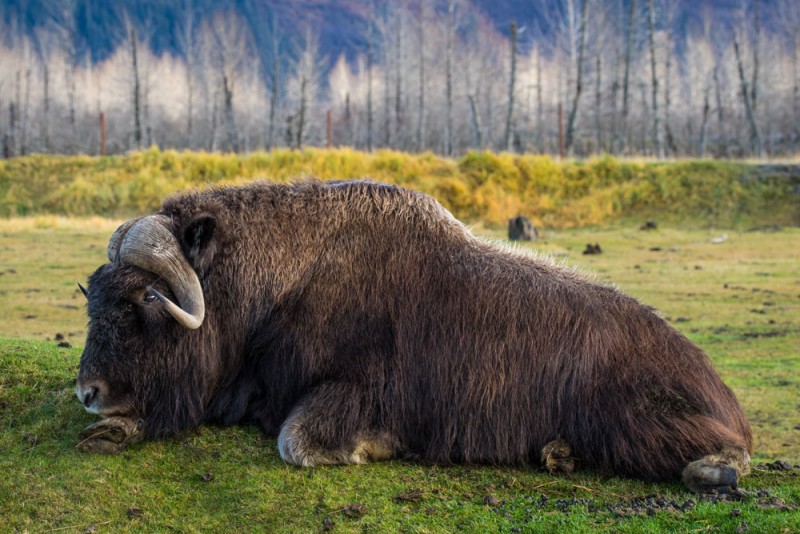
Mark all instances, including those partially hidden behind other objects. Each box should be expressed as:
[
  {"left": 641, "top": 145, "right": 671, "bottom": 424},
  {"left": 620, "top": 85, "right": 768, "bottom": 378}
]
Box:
[
  {"left": 322, "top": 516, "right": 335, "bottom": 531},
  {"left": 730, "top": 508, "right": 742, "bottom": 517},
  {"left": 483, "top": 495, "right": 500, "bottom": 506},
  {"left": 58, "top": 340, "right": 72, "bottom": 348},
  {"left": 200, "top": 471, "right": 214, "bottom": 482},
  {"left": 55, "top": 333, "right": 65, "bottom": 341}
]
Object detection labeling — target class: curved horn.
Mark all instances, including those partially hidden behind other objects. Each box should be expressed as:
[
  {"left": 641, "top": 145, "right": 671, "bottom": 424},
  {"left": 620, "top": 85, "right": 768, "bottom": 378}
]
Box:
[
  {"left": 107, "top": 217, "right": 143, "bottom": 263},
  {"left": 112, "top": 215, "right": 206, "bottom": 330}
]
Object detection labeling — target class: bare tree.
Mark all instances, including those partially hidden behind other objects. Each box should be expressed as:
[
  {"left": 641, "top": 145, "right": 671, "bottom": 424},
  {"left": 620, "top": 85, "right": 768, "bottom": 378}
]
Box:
[
  {"left": 55, "top": 0, "right": 80, "bottom": 145},
  {"left": 289, "top": 29, "right": 322, "bottom": 150},
  {"left": 662, "top": 1, "right": 678, "bottom": 156},
  {"left": 777, "top": 0, "right": 800, "bottom": 139},
  {"left": 366, "top": 7, "right": 375, "bottom": 152},
  {"left": 564, "top": 0, "right": 588, "bottom": 155},
  {"left": 124, "top": 16, "right": 143, "bottom": 149},
  {"left": 620, "top": 0, "right": 637, "bottom": 153},
  {"left": 201, "top": 11, "right": 253, "bottom": 152},
  {"left": 268, "top": 11, "right": 281, "bottom": 150},
  {"left": 444, "top": 0, "right": 457, "bottom": 155},
  {"left": 503, "top": 21, "right": 518, "bottom": 152},
  {"left": 733, "top": 36, "right": 763, "bottom": 157},
  {"left": 646, "top": 0, "right": 664, "bottom": 159},
  {"left": 175, "top": 0, "right": 198, "bottom": 147},
  {"left": 416, "top": 0, "right": 426, "bottom": 151},
  {"left": 33, "top": 25, "right": 58, "bottom": 152}
]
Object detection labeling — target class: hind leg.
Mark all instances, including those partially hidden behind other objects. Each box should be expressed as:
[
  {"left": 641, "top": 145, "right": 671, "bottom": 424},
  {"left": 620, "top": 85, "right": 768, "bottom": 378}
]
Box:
[
  {"left": 277, "top": 382, "right": 396, "bottom": 467},
  {"left": 682, "top": 447, "right": 751, "bottom": 494}
]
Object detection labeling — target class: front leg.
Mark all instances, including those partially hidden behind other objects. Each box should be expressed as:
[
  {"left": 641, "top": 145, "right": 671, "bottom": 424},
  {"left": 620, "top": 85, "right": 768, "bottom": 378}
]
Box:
[{"left": 277, "top": 382, "right": 396, "bottom": 467}]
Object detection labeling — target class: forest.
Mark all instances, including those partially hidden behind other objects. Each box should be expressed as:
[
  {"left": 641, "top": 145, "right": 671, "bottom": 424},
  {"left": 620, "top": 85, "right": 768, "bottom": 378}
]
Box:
[{"left": 1, "top": 0, "right": 799, "bottom": 159}]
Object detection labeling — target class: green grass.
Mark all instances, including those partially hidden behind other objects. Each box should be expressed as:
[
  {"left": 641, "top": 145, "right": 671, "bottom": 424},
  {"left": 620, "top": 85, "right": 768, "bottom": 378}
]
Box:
[
  {"left": 1, "top": 345, "right": 799, "bottom": 533},
  {"left": 1, "top": 219, "right": 799, "bottom": 532}
]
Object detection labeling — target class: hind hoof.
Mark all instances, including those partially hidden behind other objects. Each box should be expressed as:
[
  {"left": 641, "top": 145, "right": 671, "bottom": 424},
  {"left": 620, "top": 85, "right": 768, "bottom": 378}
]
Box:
[
  {"left": 683, "top": 460, "right": 740, "bottom": 494},
  {"left": 541, "top": 439, "right": 575, "bottom": 475}
]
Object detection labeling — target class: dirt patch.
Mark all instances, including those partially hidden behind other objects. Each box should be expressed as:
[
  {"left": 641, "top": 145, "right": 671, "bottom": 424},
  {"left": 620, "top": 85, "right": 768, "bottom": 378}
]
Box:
[
  {"left": 394, "top": 489, "right": 424, "bottom": 503},
  {"left": 339, "top": 503, "right": 367, "bottom": 518},
  {"left": 741, "top": 330, "right": 788, "bottom": 339}
]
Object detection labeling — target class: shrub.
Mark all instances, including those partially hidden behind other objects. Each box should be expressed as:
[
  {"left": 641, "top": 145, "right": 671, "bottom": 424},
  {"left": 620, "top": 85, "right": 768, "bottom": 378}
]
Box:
[{"left": 0, "top": 150, "right": 796, "bottom": 228}]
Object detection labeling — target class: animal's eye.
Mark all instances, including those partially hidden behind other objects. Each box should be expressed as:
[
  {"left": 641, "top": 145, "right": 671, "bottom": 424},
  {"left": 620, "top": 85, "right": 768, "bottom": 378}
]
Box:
[{"left": 144, "top": 293, "right": 158, "bottom": 303}]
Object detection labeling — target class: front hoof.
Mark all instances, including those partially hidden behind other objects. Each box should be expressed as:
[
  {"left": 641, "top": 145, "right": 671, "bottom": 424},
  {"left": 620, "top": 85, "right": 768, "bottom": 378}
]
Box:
[{"left": 77, "top": 417, "right": 142, "bottom": 454}]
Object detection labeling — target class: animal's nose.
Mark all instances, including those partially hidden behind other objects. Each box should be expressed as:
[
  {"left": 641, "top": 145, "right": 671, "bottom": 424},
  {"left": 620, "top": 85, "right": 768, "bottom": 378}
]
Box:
[
  {"left": 76, "top": 381, "right": 103, "bottom": 411},
  {"left": 81, "top": 386, "right": 98, "bottom": 406}
]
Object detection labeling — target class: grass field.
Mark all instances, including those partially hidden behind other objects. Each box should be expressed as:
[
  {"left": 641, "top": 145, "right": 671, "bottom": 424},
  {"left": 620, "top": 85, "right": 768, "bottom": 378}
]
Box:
[{"left": 1, "top": 216, "right": 798, "bottom": 532}]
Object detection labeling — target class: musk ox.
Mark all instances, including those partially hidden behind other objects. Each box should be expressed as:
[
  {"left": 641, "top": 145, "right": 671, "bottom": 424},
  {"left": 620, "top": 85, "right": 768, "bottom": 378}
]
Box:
[{"left": 76, "top": 180, "right": 752, "bottom": 493}]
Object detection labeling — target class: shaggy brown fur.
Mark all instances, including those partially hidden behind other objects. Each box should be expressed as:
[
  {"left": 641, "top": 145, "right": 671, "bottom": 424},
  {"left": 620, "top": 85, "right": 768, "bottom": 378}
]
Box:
[{"left": 77, "top": 180, "right": 752, "bottom": 491}]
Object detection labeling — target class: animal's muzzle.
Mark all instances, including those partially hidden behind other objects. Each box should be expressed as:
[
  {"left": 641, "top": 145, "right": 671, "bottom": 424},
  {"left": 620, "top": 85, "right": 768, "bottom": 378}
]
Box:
[{"left": 76, "top": 379, "right": 105, "bottom": 414}]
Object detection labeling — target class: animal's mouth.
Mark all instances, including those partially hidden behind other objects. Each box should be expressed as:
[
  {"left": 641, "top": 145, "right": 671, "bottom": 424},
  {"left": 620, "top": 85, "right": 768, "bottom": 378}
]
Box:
[{"left": 77, "top": 416, "right": 143, "bottom": 454}]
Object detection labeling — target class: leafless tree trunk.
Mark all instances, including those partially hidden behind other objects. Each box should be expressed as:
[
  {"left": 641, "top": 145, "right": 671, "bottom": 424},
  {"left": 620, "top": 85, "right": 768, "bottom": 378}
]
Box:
[
  {"left": 268, "top": 14, "right": 280, "bottom": 150},
  {"left": 621, "top": 0, "right": 636, "bottom": 153},
  {"left": 416, "top": 0, "right": 426, "bottom": 151},
  {"left": 57, "top": 1, "right": 80, "bottom": 145},
  {"left": 444, "top": 0, "right": 456, "bottom": 156},
  {"left": 222, "top": 74, "right": 238, "bottom": 151},
  {"left": 21, "top": 62, "right": 31, "bottom": 156},
  {"left": 468, "top": 94, "right": 482, "bottom": 149},
  {"left": 394, "top": 13, "right": 404, "bottom": 149},
  {"left": 535, "top": 46, "right": 544, "bottom": 152},
  {"left": 7, "top": 103, "right": 16, "bottom": 157},
  {"left": 366, "top": 12, "right": 374, "bottom": 151},
  {"left": 564, "top": 1, "right": 588, "bottom": 155},
  {"left": 699, "top": 82, "right": 711, "bottom": 158},
  {"left": 42, "top": 65, "right": 50, "bottom": 152},
  {"left": 383, "top": 17, "right": 392, "bottom": 148},
  {"left": 751, "top": 0, "right": 760, "bottom": 114},
  {"left": 594, "top": 52, "right": 602, "bottom": 152},
  {"left": 129, "top": 24, "right": 142, "bottom": 149},
  {"left": 663, "top": 28, "right": 677, "bottom": 155},
  {"left": 733, "top": 38, "right": 764, "bottom": 157},
  {"left": 503, "top": 20, "right": 518, "bottom": 152},
  {"left": 344, "top": 93, "right": 352, "bottom": 146},
  {"left": 646, "top": 0, "right": 664, "bottom": 159},
  {"left": 713, "top": 65, "right": 727, "bottom": 157},
  {"left": 793, "top": 34, "right": 800, "bottom": 140},
  {"left": 176, "top": 0, "right": 196, "bottom": 146}
]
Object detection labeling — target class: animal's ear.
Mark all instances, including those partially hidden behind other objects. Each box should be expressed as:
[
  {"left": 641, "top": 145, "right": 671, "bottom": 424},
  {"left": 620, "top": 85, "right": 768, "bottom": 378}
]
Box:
[{"left": 182, "top": 214, "right": 218, "bottom": 274}]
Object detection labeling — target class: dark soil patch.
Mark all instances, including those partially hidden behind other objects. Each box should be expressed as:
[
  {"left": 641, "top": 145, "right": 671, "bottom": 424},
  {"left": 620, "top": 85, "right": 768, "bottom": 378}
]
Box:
[
  {"left": 339, "top": 503, "right": 367, "bottom": 518},
  {"left": 394, "top": 489, "right": 424, "bottom": 503},
  {"left": 741, "top": 330, "right": 788, "bottom": 339},
  {"left": 126, "top": 506, "right": 143, "bottom": 520}
]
